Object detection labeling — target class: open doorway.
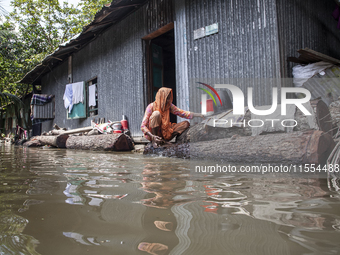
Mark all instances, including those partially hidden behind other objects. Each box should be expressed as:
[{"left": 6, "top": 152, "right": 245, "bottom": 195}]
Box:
[{"left": 144, "top": 26, "right": 177, "bottom": 123}]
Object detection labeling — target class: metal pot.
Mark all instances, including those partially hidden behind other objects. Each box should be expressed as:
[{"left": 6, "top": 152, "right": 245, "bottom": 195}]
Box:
[{"left": 113, "top": 123, "right": 122, "bottom": 130}]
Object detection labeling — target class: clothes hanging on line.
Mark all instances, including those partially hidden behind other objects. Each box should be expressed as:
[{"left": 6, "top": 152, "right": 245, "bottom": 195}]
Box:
[
  {"left": 72, "top": 82, "right": 84, "bottom": 105},
  {"left": 88, "top": 84, "right": 96, "bottom": 107},
  {"left": 63, "top": 84, "right": 73, "bottom": 113}
]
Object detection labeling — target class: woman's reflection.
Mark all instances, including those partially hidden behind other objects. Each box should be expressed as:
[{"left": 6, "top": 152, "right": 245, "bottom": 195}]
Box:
[{"left": 140, "top": 164, "right": 190, "bottom": 209}]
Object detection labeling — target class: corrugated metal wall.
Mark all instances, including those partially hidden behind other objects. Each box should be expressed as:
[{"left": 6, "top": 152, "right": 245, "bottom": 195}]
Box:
[
  {"left": 33, "top": 100, "right": 55, "bottom": 119},
  {"left": 174, "top": 0, "right": 190, "bottom": 119},
  {"left": 146, "top": 0, "right": 173, "bottom": 34},
  {"left": 276, "top": 0, "right": 340, "bottom": 78},
  {"left": 41, "top": 7, "right": 148, "bottom": 136},
  {"left": 180, "top": 0, "right": 282, "bottom": 115},
  {"left": 40, "top": 1, "right": 176, "bottom": 137},
  {"left": 39, "top": 0, "right": 340, "bottom": 136},
  {"left": 74, "top": 7, "right": 146, "bottom": 137},
  {"left": 41, "top": 61, "right": 69, "bottom": 132}
]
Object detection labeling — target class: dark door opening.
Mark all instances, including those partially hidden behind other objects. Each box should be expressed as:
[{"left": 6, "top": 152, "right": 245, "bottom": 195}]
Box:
[{"left": 145, "top": 28, "right": 177, "bottom": 123}]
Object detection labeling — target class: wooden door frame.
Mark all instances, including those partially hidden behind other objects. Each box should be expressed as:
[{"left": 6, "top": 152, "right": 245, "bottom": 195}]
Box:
[{"left": 142, "top": 22, "right": 174, "bottom": 105}]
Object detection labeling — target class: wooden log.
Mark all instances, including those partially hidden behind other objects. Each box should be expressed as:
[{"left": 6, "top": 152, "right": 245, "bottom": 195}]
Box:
[
  {"left": 145, "top": 130, "right": 335, "bottom": 164},
  {"left": 23, "top": 134, "right": 69, "bottom": 148},
  {"left": 56, "top": 134, "right": 69, "bottom": 148},
  {"left": 22, "top": 139, "right": 43, "bottom": 147},
  {"left": 23, "top": 135, "right": 57, "bottom": 147},
  {"left": 181, "top": 99, "right": 332, "bottom": 143},
  {"left": 66, "top": 134, "right": 134, "bottom": 151}
]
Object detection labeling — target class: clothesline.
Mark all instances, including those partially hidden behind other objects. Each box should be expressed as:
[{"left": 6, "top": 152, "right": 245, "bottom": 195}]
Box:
[{"left": 63, "top": 82, "right": 84, "bottom": 113}]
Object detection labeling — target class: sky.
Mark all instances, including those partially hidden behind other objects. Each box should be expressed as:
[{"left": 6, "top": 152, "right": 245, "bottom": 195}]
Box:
[{"left": 1, "top": 0, "right": 82, "bottom": 14}]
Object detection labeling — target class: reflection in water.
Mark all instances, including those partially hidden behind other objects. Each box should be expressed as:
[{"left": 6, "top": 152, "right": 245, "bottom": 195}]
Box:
[
  {"left": 0, "top": 210, "right": 40, "bottom": 254},
  {"left": 0, "top": 145, "right": 340, "bottom": 254},
  {"left": 141, "top": 164, "right": 192, "bottom": 209},
  {"left": 172, "top": 176, "right": 340, "bottom": 254},
  {"left": 138, "top": 242, "right": 168, "bottom": 255},
  {"left": 154, "top": 221, "right": 173, "bottom": 232},
  {"left": 63, "top": 232, "right": 100, "bottom": 246},
  {"left": 18, "top": 199, "right": 44, "bottom": 213},
  {"left": 63, "top": 181, "right": 85, "bottom": 205}
]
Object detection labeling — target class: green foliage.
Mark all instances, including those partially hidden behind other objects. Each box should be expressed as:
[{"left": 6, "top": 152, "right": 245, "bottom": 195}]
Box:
[
  {"left": 0, "top": 92, "right": 23, "bottom": 107},
  {"left": 78, "top": 0, "right": 108, "bottom": 28},
  {"left": 11, "top": 0, "right": 84, "bottom": 56},
  {"left": 0, "top": 0, "right": 107, "bottom": 107},
  {"left": 0, "top": 20, "right": 30, "bottom": 101}
]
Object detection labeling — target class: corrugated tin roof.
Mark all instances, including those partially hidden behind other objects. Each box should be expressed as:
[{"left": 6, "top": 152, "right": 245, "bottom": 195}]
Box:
[{"left": 20, "top": 0, "right": 148, "bottom": 85}]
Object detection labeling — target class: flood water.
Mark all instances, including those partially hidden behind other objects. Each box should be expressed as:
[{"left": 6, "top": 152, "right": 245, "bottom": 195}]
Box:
[{"left": 0, "top": 145, "right": 340, "bottom": 255}]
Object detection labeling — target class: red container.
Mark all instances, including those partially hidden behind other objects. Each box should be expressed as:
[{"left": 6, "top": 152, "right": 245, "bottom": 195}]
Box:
[
  {"left": 121, "top": 120, "right": 128, "bottom": 130},
  {"left": 206, "top": 99, "right": 214, "bottom": 113},
  {"left": 114, "top": 130, "right": 122, "bottom": 133}
]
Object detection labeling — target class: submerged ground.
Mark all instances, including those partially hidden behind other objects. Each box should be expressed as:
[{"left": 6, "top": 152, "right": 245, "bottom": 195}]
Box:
[{"left": 0, "top": 145, "right": 339, "bottom": 254}]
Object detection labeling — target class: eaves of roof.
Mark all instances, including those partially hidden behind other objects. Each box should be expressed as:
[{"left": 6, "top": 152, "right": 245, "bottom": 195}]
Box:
[{"left": 20, "top": 0, "right": 148, "bottom": 85}]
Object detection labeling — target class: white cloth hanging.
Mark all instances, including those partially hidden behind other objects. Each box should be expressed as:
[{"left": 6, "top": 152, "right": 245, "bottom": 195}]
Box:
[
  {"left": 89, "top": 84, "right": 96, "bottom": 107},
  {"left": 63, "top": 84, "right": 73, "bottom": 113},
  {"left": 72, "top": 82, "right": 84, "bottom": 105}
]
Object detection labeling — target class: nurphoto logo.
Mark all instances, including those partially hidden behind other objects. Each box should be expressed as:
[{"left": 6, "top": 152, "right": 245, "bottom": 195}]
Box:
[{"left": 197, "top": 82, "right": 312, "bottom": 128}]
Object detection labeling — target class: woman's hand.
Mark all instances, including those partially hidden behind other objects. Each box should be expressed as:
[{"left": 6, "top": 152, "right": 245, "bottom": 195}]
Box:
[
  {"left": 192, "top": 112, "right": 205, "bottom": 119},
  {"left": 151, "top": 135, "right": 162, "bottom": 148},
  {"left": 147, "top": 132, "right": 162, "bottom": 148},
  {"left": 152, "top": 134, "right": 162, "bottom": 143}
]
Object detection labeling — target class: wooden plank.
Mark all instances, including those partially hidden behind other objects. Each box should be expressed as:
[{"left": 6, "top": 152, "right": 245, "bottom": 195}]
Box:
[
  {"left": 142, "top": 22, "right": 174, "bottom": 40},
  {"left": 62, "top": 126, "right": 93, "bottom": 135},
  {"left": 297, "top": 48, "right": 340, "bottom": 64}
]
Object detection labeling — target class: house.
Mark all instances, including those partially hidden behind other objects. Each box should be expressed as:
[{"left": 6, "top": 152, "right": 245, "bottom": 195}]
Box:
[
  {"left": 19, "top": 0, "right": 340, "bottom": 138},
  {"left": 0, "top": 93, "right": 32, "bottom": 137}
]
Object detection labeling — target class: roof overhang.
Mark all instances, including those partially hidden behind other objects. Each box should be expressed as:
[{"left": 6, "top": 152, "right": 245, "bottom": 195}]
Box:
[{"left": 20, "top": 0, "right": 148, "bottom": 85}]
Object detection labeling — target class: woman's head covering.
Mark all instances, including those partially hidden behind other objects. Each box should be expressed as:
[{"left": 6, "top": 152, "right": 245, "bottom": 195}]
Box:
[{"left": 153, "top": 87, "right": 173, "bottom": 140}]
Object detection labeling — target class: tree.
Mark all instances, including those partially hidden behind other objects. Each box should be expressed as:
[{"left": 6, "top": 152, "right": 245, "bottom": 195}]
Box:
[
  {"left": 0, "top": 0, "right": 85, "bottom": 102},
  {"left": 0, "top": 0, "right": 109, "bottom": 134},
  {"left": 0, "top": 92, "right": 23, "bottom": 108},
  {"left": 0, "top": 0, "right": 8, "bottom": 16},
  {"left": 10, "top": 0, "right": 108, "bottom": 56},
  {"left": 11, "top": 0, "right": 84, "bottom": 56},
  {"left": 0, "top": 1, "right": 24, "bottom": 131},
  {"left": 0, "top": 20, "right": 31, "bottom": 97},
  {"left": 78, "top": 0, "right": 108, "bottom": 27},
  {"left": 0, "top": 0, "right": 108, "bottom": 106},
  {"left": 4, "top": 0, "right": 78, "bottom": 101}
]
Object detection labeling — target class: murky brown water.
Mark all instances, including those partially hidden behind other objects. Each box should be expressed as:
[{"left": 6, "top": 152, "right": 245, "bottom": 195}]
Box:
[{"left": 0, "top": 145, "right": 340, "bottom": 255}]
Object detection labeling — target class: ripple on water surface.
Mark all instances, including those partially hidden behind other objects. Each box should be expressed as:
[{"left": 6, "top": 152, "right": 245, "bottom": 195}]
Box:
[{"left": 0, "top": 145, "right": 340, "bottom": 254}]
